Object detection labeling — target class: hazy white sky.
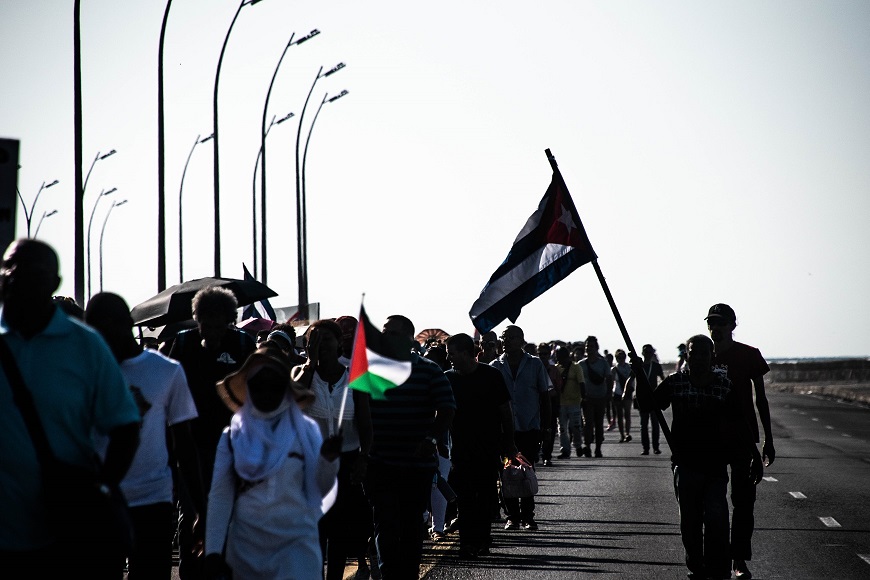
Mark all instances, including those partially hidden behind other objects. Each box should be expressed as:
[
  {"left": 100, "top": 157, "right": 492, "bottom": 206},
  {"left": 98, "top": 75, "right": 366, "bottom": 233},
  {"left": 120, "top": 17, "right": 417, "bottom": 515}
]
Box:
[{"left": 2, "top": 0, "right": 868, "bottom": 359}]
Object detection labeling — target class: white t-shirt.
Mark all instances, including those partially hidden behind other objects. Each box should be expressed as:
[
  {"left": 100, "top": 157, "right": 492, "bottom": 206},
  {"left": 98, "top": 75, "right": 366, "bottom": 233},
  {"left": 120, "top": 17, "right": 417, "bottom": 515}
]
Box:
[{"left": 97, "top": 349, "right": 198, "bottom": 506}]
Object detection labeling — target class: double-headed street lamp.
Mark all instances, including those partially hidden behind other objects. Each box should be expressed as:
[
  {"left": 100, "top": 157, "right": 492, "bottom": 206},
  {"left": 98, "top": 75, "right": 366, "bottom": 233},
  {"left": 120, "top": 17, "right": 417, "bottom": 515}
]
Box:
[
  {"left": 259, "top": 28, "right": 320, "bottom": 284},
  {"left": 213, "top": 0, "right": 265, "bottom": 277},
  {"left": 252, "top": 112, "right": 293, "bottom": 279},
  {"left": 17, "top": 179, "right": 59, "bottom": 238},
  {"left": 87, "top": 187, "right": 117, "bottom": 300},
  {"left": 99, "top": 199, "right": 128, "bottom": 292},
  {"left": 295, "top": 62, "right": 345, "bottom": 320},
  {"left": 34, "top": 210, "right": 59, "bottom": 239},
  {"left": 178, "top": 133, "right": 214, "bottom": 282}
]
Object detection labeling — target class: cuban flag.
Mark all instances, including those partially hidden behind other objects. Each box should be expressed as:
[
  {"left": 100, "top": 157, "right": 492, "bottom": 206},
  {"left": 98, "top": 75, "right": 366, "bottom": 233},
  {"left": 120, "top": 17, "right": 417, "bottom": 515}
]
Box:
[
  {"left": 469, "top": 170, "right": 597, "bottom": 334},
  {"left": 241, "top": 264, "right": 276, "bottom": 320}
]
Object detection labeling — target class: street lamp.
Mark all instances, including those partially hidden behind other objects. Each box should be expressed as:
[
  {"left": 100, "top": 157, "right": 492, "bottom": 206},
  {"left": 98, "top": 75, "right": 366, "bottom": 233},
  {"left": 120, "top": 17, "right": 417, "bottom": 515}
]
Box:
[
  {"left": 99, "top": 199, "right": 128, "bottom": 292},
  {"left": 252, "top": 111, "right": 293, "bottom": 279},
  {"left": 213, "top": 0, "right": 264, "bottom": 277},
  {"left": 83, "top": 150, "right": 117, "bottom": 200},
  {"left": 179, "top": 133, "right": 214, "bottom": 282},
  {"left": 295, "top": 62, "right": 345, "bottom": 320},
  {"left": 259, "top": 29, "right": 320, "bottom": 284},
  {"left": 34, "top": 210, "right": 59, "bottom": 239},
  {"left": 87, "top": 187, "right": 117, "bottom": 300},
  {"left": 157, "top": 0, "right": 176, "bottom": 293},
  {"left": 299, "top": 89, "right": 348, "bottom": 319},
  {"left": 17, "top": 179, "right": 59, "bottom": 238}
]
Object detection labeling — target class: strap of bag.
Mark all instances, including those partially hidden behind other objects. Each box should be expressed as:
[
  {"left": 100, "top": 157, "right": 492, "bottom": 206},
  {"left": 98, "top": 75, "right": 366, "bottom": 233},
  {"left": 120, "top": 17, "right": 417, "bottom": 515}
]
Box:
[{"left": 0, "top": 335, "right": 57, "bottom": 465}]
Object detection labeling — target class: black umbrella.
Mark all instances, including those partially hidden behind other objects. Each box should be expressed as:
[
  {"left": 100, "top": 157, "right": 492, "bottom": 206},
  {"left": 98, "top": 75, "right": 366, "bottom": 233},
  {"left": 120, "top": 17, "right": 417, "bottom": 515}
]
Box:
[{"left": 130, "top": 277, "right": 278, "bottom": 327}]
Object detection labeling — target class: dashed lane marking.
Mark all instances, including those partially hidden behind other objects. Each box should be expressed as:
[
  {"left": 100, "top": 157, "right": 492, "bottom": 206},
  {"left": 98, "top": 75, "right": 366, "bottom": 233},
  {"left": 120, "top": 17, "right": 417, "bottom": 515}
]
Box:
[
  {"left": 819, "top": 517, "right": 841, "bottom": 527},
  {"left": 825, "top": 425, "right": 834, "bottom": 429},
  {"left": 789, "top": 492, "right": 807, "bottom": 499},
  {"left": 762, "top": 476, "right": 778, "bottom": 482},
  {"left": 858, "top": 554, "right": 870, "bottom": 566}
]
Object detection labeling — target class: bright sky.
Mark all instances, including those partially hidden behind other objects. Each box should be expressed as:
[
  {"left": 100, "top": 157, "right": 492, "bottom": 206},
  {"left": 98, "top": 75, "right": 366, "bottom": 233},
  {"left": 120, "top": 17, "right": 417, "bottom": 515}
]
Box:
[{"left": 2, "top": 1, "right": 869, "bottom": 359}]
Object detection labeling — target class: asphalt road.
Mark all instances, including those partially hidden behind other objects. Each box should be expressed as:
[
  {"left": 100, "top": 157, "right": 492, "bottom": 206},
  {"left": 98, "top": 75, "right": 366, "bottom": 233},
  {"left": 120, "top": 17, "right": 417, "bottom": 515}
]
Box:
[{"left": 414, "top": 389, "right": 870, "bottom": 580}]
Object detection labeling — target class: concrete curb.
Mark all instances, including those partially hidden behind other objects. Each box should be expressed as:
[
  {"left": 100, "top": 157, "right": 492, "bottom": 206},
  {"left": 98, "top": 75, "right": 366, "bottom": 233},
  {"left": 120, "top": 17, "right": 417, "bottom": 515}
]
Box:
[{"left": 770, "top": 381, "right": 870, "bottom": 408}]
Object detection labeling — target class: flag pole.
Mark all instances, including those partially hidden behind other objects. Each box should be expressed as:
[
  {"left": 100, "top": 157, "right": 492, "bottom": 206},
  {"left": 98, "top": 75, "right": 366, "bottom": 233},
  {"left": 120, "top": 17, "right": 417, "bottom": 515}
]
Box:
[{"left": 544, "top": 148, "right": 673, "bottom": 448}]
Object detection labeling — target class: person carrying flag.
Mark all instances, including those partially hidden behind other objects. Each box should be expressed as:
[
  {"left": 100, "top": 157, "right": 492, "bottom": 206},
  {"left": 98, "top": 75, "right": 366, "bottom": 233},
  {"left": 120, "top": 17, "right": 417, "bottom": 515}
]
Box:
[{"left": 350, "top": 311, "right": 455, "bottom": 580}]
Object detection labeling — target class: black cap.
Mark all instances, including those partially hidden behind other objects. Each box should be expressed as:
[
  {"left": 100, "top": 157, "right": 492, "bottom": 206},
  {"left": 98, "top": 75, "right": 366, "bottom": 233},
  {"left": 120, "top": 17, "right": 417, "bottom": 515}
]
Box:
[{"left": 705, "top": 303, "right": 736, "bottom": 323}]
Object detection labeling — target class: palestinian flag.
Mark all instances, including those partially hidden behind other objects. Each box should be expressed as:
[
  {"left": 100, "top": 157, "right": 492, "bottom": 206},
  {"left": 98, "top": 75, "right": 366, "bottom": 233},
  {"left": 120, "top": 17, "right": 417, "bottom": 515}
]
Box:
[{"left": 348, "top": 305, "right": 413, "bottom": 399}]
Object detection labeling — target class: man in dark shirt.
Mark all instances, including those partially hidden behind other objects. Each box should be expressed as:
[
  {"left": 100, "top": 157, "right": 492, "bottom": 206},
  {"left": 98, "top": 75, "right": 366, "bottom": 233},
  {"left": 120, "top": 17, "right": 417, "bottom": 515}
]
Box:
[
  {"left": 168, "top": 286, "right": 255, "bottom": 579},
  {"left": 365, "top": 314, "right": 455, "bottom": 580},
  {"left": 638, "top": 334, "right": 762, "bottom": 580},
  {"left": 445, "top": 333, "right": 516, "bottom": 558},
  {"left": 706, "top": 303, "right": 774, "bottom": 580}
]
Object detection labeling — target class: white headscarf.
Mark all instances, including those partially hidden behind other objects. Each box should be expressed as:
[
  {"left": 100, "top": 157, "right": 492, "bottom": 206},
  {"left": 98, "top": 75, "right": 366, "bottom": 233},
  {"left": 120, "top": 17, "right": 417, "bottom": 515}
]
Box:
[{"left": 228, "top": 367, "right": 327, "bottom": 509}]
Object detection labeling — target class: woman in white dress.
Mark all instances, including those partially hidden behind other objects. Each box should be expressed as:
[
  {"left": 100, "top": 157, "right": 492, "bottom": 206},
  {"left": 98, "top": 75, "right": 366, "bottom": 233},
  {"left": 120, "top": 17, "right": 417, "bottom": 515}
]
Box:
[{"left": 204, "top": 345, "right": 341, "bottom": 580}]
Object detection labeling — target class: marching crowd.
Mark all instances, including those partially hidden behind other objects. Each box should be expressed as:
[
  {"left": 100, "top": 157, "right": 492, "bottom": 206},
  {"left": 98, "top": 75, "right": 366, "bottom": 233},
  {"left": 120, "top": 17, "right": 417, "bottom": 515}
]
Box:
[{"left": 0, "top": 239, "right": 773, "bottom": 580}]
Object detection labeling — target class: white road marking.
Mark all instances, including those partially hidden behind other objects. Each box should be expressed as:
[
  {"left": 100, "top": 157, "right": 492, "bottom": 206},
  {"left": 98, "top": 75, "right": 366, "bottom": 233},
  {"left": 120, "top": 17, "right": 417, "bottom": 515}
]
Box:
[
  {"left": 842, "top": 433, "right": 853, "bottom": 438},
  {"left": 858, "top": 554, "right": 870, "bottom": 566},
  {"left": 789, "top": 492, "right": 807, "bottom": 499},
  {"left": 825, "top": 425, "right": 834, "bottom": 430},
  {"left": 820, "top": 517, "right": 841, "bottom": 527},
  {"left": 763, "top": 476, "right": 778, "bottom": 482},
  {"left": 812, "top": 417, "right": 820, "bottom": 421}
]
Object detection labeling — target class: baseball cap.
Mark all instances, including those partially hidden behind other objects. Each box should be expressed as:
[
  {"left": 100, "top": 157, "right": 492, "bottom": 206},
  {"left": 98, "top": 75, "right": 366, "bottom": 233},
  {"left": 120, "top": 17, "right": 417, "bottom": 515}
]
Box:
[{"left": 705, "top": 303, "right": 736, "bottom": 323}]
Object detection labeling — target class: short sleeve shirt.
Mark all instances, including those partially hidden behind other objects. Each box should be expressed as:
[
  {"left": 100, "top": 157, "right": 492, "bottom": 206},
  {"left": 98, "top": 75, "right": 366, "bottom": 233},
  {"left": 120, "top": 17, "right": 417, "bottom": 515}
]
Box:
[{"left": 712, "top": 341, "right": 769, "bottom": 442}]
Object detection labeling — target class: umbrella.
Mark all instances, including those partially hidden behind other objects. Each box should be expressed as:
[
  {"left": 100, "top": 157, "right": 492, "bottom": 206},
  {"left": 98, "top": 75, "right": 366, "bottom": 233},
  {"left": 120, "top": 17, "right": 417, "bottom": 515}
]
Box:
[
  {"left": 237, "top": 317, "right": 277, "bottom": 337},
  {"left": 415, "top": 328, "right": 450, "bottom": 346},
  {"left": 130, "top": 277, "right": 278, "bottom": 327}
]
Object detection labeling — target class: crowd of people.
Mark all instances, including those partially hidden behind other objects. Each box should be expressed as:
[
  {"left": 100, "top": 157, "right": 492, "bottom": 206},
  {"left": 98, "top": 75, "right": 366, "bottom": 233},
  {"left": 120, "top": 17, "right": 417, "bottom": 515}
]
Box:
[{"left": 0, "top": 238, "right": 774, "bottom": 580}]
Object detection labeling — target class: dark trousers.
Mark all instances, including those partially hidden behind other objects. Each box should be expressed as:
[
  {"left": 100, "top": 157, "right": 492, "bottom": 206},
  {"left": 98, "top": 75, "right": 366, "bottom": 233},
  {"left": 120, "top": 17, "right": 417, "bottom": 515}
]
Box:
[
  {"left": 365, "top": 462, "right": 433, "bottom": 580},
  {"left": 541, "top": 395, "right": 560, "bottom": 460},
  {"left": 673, "top": 464, "right": 730, "bottom": 579},
  {"left": 504, "top": 429, "right": 540, "bottom": 523},
  {"left": 582, "top": 398, "right": 607, "bottom": 449},
  {"left": 729, "top": 457, "right": 757, "bottom": 560},
  {"left": 127, "top": 502, "right": 175, "bottom": 580},
  {"left": 176, "top": 443, "right": 217, "bottom": 580},
  {"left": 640, "top": 410, "right": 660, "bottom": 452},
  {"left": 321, "top": 450, "right": 372, "bottom": 580},
  {"left": 452, "top": 461, "right": 499, "bottom": 550}
]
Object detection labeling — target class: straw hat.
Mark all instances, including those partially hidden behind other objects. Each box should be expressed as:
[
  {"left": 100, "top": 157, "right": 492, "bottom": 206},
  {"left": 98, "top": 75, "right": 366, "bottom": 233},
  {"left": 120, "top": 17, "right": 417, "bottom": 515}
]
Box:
[{"left": 216, "top": 345, "right": 315, "bottom": 413}]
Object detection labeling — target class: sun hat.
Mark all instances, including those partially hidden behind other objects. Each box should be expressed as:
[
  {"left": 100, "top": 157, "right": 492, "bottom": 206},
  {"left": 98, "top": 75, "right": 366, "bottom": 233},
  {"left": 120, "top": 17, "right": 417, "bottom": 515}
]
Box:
[{"left": 216, "top": 345, "right": 314, "bottom": 413}]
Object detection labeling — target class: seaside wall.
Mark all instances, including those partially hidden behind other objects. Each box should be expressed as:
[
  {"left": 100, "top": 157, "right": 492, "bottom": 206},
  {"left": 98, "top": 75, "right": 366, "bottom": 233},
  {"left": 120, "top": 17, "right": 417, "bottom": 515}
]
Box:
[{"left": 766, "top": 359, "right": 870, "bottom": 383}]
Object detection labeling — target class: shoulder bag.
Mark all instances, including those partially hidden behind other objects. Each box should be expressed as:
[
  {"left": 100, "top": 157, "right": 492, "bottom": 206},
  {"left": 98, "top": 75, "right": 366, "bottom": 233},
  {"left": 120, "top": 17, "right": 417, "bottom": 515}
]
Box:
[{"left": 0, "top": 336, "right": 135, "bottom": 554}]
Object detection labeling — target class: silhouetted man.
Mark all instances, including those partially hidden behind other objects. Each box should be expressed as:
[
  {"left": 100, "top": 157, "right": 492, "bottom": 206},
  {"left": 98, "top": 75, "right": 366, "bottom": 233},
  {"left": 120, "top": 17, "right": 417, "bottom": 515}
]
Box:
[
  {"left": 0, "top": 239, "right": 140, "bottom": 577},
  {"left": 706, "top": 303, "right": 774, "bottom": 580}
]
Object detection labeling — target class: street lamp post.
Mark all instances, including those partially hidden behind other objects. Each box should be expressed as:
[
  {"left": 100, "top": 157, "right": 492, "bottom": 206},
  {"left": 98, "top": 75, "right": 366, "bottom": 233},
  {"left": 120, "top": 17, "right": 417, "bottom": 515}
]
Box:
[
  {"left": 299, "top": 90, "right": 347, "bottom": 314},
  {"left": 157, "top": 0, "right": 175, "bottom": 293},
  {"left": 178, "top": 133, "right": 214, "bottom": 282},
  {"left": 17, "top": 179, "right": 59, "bottom": 238},
  {"left": 252, "top": 112, "right": 293, "bottom": 279},
  {"left": 259, "top": 28, "right": 320, "bottom": 284},
  {"left": 74, "top": 0, "right": 83, "bottom": 306},
  {"left": 99, "top": 199, "right": 128, "bottom": 292},
  {"left": 87, "top": 187, "right": 117, "bottom": 300},
  {"left": 294, "top": 62, "right": 345, "bottom": 320},
  {"left": 34, "top": 210, "right": 59, "bottom": 239},
  {"left": 76, "top": 148, "right": 116, "bottom": 304},
  {"left": 213, "top": 0, "right": 264, "bottom": 277}
]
